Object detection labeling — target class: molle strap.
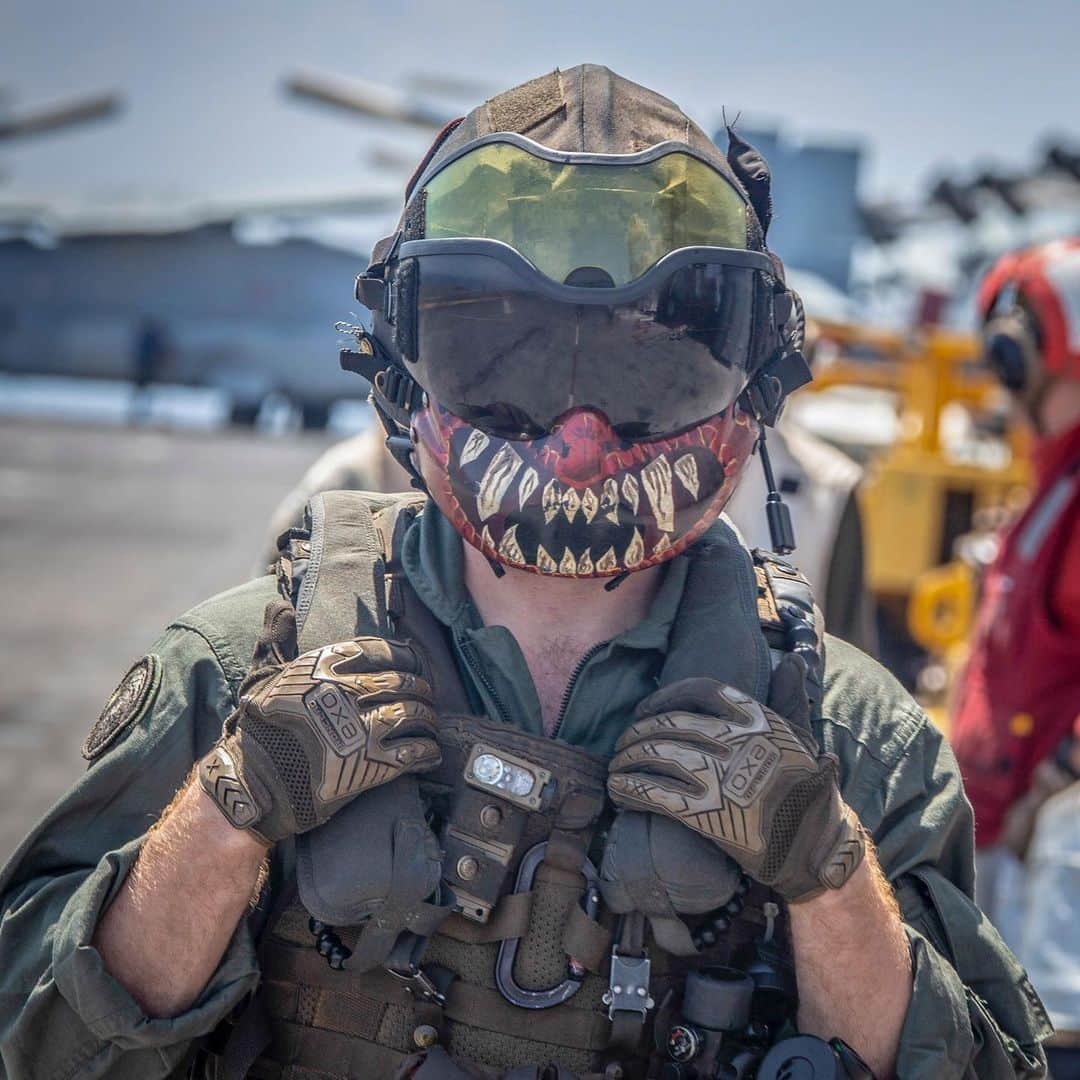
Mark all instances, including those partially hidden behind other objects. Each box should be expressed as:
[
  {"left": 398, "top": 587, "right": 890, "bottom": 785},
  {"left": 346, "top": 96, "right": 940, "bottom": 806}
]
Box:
[
  {"left": 537, "top": 829, "right": 611, "bottom": 971},
  {"left": 377, "top": 501, "right": 472, "bottom": 715},
  {"left": 537, "top": 827, "right": 598, "bottom": 891},
  {"left": 543, "top": 828, "right": 590, "bottom": 874},
  {"left": 438, "top": 891, "right": 534, "bottom": 944},
  {"left": 261, "top": 942, "right": 613, "bottom": 1053},
  {"left": 553, "top": 787, "right": 607, "bottom": 832},
  {"left": 562, "top": 904, "right": 613, "bottom": 973},
  {"left": 296, "top": 491, "right": 386, "bottom": 649},
  {"left": 485, "top": 70, "right": 566, "bottom": 135},
  {"left": 348, "top": 898, "right": 452, "bottom": 974}
]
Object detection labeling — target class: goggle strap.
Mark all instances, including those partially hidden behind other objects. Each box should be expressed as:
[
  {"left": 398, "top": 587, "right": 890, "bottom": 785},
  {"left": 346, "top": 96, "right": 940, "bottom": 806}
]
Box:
[{"left": 404, "top": 117, "right": 466, "bottom": 205}]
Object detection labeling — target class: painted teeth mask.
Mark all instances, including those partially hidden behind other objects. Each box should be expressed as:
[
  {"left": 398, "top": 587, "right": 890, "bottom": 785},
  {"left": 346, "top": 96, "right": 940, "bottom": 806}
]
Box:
[{"left": 412, "top": 399, "right": 759, "bottom": 577}]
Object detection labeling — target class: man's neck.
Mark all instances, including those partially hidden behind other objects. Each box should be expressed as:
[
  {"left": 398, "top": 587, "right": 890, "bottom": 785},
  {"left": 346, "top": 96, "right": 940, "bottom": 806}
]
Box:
[{"left": 462, "top": 542, "right": 664, "bottom": 733}]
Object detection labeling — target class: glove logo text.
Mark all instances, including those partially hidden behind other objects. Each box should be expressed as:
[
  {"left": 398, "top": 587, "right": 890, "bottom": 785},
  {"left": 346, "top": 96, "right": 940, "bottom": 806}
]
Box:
[{"left": 723, "top": 736, "right": 780, "bottom": 808}]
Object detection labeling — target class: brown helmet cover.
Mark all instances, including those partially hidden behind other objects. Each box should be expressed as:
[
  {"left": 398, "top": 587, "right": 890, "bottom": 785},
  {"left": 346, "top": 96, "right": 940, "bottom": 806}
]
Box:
[{"left": 370, "top": 63, "right": 771, "bottom": 268}]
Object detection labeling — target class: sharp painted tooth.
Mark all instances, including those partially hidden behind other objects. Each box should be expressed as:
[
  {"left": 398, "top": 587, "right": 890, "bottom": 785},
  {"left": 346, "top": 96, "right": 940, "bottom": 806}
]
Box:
[
  {"left": 621, "top": 474, "right": 640, "bottom": 515},
  {"left": 581, "top": 486, "right": 599, "bottom": 523},
  {"left": 535, "top": 544, "right": 558, "bottom": 574},
  {"left": 595, "top": 546, "right": 618, "bottom": 574},
  {"left": 477, "top": 443, "right": 523, "bottom": 521},
  {"left": 498, "top": 524, "right": 525, "bottom": 565},
  {"left": 578, "top": 548, "right": 594, "bottom": 575},
  {"left": 460, "top": 429, "right": 490, "bottom": 467},
  {"left": 674, "top": 454, "right": 700, "bottom": 500},
  {"left": 518, "top": 467, "right": 539, "bottom": 510},
  {"left": 641, "top": 455, "right": 675, "bottom": 533},
  {"left": 653, "top": 533, "right": 672, "bottom": 557},
  {"left": 559, "top": 547, "right": 578, "bottom": 575},
  {"left": 481, "top": 525, "right": 494, "bottom": 551},
  {"left": 542, "top": 478, "right": 561, "bottom": 524},
  {"left": 561, "top": 487, "right": 581, "bottom": 523},
  {"left": 601, "top": 477, "right": 619, "bottom": 524},
  {"left": 625, "top": 528, "right": 645, "bottom": 568}
]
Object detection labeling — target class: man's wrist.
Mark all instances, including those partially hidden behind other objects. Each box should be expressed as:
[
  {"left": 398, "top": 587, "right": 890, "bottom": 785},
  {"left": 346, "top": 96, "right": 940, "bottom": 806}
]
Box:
[
  {"left": 187, "top": 779, "right": 271, "bottom": 861},
  {"left": 791, "top": 853, "right": 871, "bottom": 910}
]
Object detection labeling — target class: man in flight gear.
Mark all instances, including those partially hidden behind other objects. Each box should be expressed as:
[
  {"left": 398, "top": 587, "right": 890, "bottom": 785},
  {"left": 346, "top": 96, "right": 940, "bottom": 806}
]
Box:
[
  {"left": 951, "top": 238, "right": 1080, "bottom": 1075},
  {"left": 0, "top": 66, "right": 1049, "bottom": 1079}
]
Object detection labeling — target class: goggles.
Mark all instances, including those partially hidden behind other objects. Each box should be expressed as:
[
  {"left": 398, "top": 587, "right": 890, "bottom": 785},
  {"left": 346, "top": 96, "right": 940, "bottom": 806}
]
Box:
[
  {"left": 417, "top": 135, "right": 751, "bottom": 286},
  {"left": 364, "top": 135, "right": 784, "bottom": 441}
]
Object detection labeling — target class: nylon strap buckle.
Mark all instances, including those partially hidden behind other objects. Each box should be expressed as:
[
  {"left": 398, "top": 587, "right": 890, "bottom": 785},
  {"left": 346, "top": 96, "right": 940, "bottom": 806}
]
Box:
[
  {"left": 386, "top": 962, "right": 447, "bottom": 1005},
  {"left": 602, "top": 947, "right": 654, "bottom": 1022}
]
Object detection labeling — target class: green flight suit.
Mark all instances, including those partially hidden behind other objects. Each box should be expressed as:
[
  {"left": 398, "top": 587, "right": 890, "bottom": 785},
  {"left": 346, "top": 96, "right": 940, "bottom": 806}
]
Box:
[{"left": 0, "top": 504, "right": 1051, "bottom": 1078}]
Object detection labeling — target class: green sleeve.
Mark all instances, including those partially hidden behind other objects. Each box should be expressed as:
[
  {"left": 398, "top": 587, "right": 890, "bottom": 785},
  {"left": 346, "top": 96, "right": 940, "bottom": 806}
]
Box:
[
  {"left": 0, "top": 616, "right": 262, "bottom": 1079},
  {"left": 820, "top": 637, "right": 1051, "bottom": 1079}
]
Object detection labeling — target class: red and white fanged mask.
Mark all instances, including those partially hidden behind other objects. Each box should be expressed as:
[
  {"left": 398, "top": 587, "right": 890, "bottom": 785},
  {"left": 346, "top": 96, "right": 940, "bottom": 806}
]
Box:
[{"left": 412, "top": 400, "right": 759, "bottom": 577}]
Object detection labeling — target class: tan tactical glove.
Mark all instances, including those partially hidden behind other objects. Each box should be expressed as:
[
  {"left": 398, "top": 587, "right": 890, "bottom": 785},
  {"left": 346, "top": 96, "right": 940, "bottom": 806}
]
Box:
[
  {"left": 200, "top": 598, "right": 440, "bottom": 845},
  {"left": 606, "top": 674, "right": 864, "bottom": 903}
]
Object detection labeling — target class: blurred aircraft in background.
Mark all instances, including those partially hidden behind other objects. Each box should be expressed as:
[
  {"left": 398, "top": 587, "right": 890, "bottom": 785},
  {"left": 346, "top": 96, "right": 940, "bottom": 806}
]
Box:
[{"left": 0, "top": 86, "right": 122, "bottom": 149}]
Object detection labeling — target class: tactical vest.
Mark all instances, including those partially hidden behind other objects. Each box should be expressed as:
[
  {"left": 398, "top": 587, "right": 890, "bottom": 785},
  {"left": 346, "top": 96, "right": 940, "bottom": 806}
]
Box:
[{"left": 211, "top": 492, "right": 824, "bottom": 1080}]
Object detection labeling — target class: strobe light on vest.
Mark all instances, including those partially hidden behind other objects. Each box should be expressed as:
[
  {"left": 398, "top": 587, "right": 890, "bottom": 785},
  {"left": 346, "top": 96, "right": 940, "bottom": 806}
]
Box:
[{"left": 464, "top": 744, "right": 553, "bottom": 812}]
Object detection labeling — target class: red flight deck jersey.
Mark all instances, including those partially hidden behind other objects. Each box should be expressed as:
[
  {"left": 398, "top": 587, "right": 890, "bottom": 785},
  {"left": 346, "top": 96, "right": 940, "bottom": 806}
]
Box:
[{"left": 951, "top": 420, "right": 1080, "bottom": 847}]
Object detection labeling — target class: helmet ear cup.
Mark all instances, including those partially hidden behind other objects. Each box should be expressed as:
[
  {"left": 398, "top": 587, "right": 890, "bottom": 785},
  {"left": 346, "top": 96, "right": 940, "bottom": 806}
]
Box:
[{"left": 983, "top": 311, "right": 1039, "bottom": 394}]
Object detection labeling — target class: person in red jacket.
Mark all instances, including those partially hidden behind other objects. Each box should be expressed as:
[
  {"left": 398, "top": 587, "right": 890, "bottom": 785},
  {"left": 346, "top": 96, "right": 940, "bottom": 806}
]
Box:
[{"left": 951, "top": 238, "right": 1080, "bottom": 1070}]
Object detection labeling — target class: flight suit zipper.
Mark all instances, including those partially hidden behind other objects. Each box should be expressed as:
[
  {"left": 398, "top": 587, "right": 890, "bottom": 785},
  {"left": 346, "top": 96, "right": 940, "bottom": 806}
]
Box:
[
  {"left": 551, "top": 641, "right": 609, "bottom": 741},
  {"left": 458, "top": 632, "right": 610, "bottom": 741},
  {"left": 456, "top": 633, "right": 514, "bottom": 727}
]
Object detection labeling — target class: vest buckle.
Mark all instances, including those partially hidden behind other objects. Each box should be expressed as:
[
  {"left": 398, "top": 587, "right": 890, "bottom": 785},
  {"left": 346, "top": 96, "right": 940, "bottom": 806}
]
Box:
[{"left": 602, "top": 948, "right": 654, "bottom": 1021}]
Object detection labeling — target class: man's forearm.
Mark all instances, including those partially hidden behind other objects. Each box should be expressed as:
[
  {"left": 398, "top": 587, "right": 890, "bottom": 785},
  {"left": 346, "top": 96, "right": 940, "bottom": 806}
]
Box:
[
  {"left": 788, "top": 847, "right": 912, "bottom": 1079},
  {"left": 93, "top": 776, "right": 268, "bottom": 1017}
]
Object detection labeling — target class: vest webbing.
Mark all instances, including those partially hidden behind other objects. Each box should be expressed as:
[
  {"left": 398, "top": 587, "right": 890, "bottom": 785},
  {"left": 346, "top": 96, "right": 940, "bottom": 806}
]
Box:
[{"left": 215, "top": 491, "right": 818, "bottom": 1079}]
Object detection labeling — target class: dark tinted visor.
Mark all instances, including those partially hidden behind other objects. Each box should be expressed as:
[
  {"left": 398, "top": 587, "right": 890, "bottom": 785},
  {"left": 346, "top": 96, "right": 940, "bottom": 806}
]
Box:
[{"left": 401, "top": 241, "right": 771, "bottom": 439}]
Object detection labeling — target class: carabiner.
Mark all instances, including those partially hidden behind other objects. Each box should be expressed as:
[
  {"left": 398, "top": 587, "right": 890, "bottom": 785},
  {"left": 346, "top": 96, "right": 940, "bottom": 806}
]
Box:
[{"left": 495, "top": 840, "right": 602, "bottom": 1010}]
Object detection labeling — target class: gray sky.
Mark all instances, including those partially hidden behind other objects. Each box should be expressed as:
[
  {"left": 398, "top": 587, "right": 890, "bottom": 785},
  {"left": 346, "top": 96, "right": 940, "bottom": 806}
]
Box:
[{"left": 3, "top": 0, "right": 1079, "bottom": 220}]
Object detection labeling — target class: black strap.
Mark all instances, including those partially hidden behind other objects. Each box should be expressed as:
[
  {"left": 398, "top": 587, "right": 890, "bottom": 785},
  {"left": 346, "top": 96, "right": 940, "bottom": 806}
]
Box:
[{"left": 606, "top": 914, "right": 649, "bottom": 1058}]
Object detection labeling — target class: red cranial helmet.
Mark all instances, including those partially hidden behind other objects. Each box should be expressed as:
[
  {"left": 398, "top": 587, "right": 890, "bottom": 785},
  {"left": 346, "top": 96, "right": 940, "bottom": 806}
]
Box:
[{"left": 348, "top": 65, "right": 808, "bottom": 577}]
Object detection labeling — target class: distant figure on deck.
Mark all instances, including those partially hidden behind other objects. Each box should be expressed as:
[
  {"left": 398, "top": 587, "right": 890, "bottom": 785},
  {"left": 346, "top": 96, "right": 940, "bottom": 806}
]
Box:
[{"left": 130, "top": 317, "right": 169, "bottom": 425}]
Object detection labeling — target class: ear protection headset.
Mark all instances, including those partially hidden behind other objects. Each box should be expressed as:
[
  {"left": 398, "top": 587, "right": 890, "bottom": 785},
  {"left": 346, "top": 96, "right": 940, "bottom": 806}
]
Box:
[
  {"left": 977, "top": 240, "right": 1080, "bottom": 418},
  {"left": 982, "top": 287, "right": 1041, "bottom": 397}
]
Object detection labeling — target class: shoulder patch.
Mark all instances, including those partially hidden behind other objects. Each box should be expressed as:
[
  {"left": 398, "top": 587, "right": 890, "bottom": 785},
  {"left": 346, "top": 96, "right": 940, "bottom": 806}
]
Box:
[{"left": 83, "top": 654, "right": 162, "bottom": 761}]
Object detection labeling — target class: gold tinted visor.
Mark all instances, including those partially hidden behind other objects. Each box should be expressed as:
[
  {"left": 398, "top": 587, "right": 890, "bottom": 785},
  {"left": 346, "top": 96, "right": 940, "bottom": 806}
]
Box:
[{"left": 422, "top": 142, "right": 748, "bottom": 287}]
